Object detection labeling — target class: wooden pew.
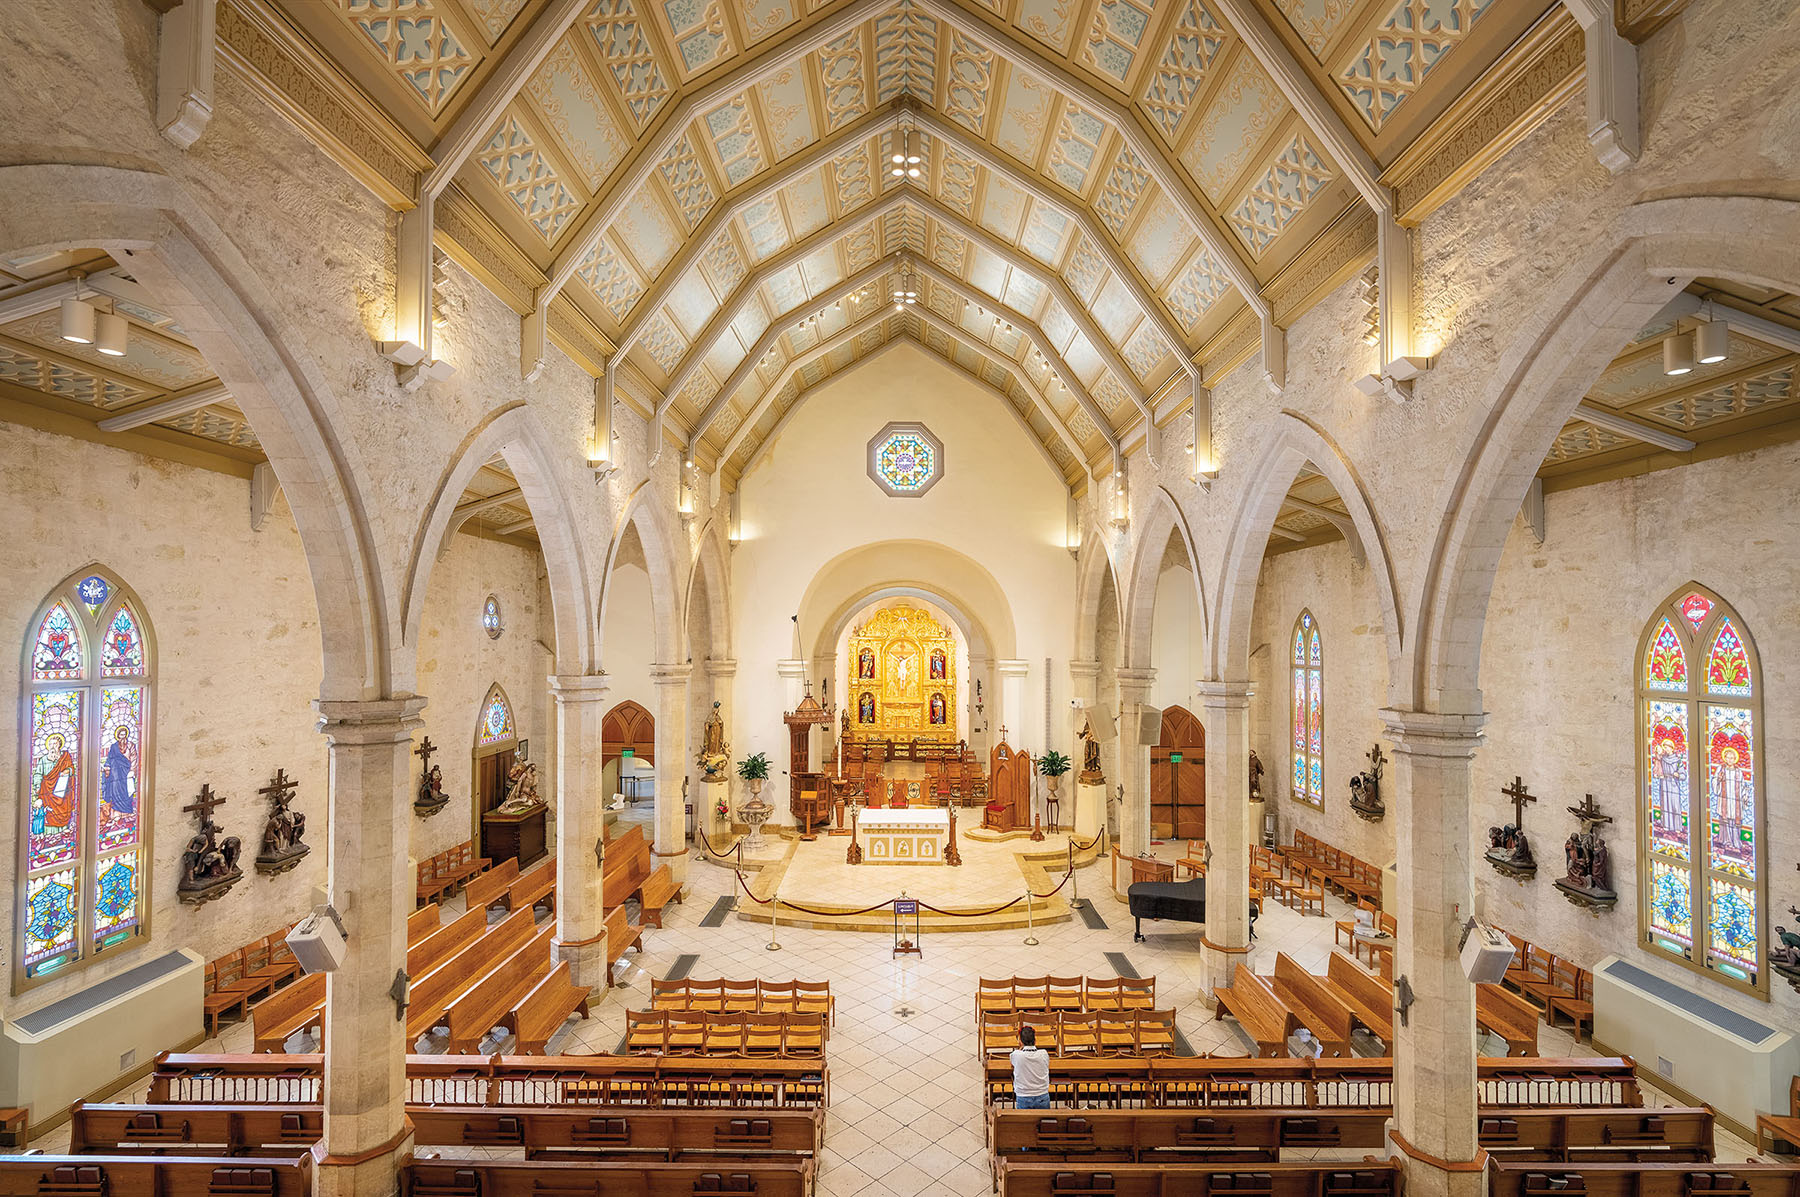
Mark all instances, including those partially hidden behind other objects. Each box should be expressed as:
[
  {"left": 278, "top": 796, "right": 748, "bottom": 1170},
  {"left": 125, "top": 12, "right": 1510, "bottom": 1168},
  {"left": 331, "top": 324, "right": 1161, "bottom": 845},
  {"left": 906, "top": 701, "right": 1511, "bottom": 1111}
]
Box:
[
  {"left": 407, "top": 907, "right": 487, "bottom": 977},
  {"left": 989, "top": 1108, "right": 1394, "bottom": 1161},
  {"left": 0, "top": 1155, "right": 313, "bottom": 1197},
  {"left": 502, "top": 858, "right": 555, "bottom": 916},
  {"left": 1758, "top": 1076, "right": 1800, "bottom": 1156},
  {"left": 69, "top": 1104, "right": 322, "bottom": 1155},
  {"left": 639, "top": 865, "right": 681, "bottom": 929},
  {"left": 407, "top": 907, "right": 537, "bottom": 1043},
  {"left": 251, "top": 972, "right": 325, "bottom": 1053},
  {"left": 1482, "top": 1108, "right": 1716, "bottom": 1162},
  {"left": 603, "top": 826, "right": 679, "bottom": 928},
  {"left": 1213, "top": 965, "right": 1298, "bottom": 1057},
  {"left": 407, "top": 1105, "right": 823, "bottom": 1160},
  {"left": 444, "top": 926, "right": 555, "bottom": 1053},
  {"left": 400, "top": 1158, "right": 814, "bottom": 1197},
  {"left": 1488, "top": 1162, "right": 1800, "bottom": 1197},
  {"left": 604, "top": 904, "right": 643, "bottom": 987},
  {"left": 1323, "top": 951, "right": 1393, "bottom": 1041},
  {"left": 1269, "top": 954, "right": 1357, "bottom": 1057},
  {"left": 462, "top": 856, "right": 521, "bottom": 912},
  {"left": 513, "top": 962, "right": 592, "bottom": 1055},
  {"left": 408, "top": 903, "right": 442, "bottom": 941},
  {"left": 997, "top": 1160, "right": 1402, "bottom": 1197},
  {"left": 1478, "top": 982, "right": 1542, "bottom": 1057}
]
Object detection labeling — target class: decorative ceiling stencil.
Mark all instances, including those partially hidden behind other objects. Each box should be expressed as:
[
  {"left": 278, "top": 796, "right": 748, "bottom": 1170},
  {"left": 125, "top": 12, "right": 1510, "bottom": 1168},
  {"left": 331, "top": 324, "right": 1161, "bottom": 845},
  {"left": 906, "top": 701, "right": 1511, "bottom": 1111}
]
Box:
[
  {"left": 641, "top": 311, "right": 688, "bottom": 373},
  {"left": 3, "top": 311, "right": 213, "bottom": 390},
  {"left": 161, "top": 406, "right": 262, "bottom": 450},
  {"left": 1062, "top": 236, "right": 1105, "bottom": 301},
  {"left": 739, "top": 0, "right": 798, "bottom": 46},
  {"left": 1020, "top": 202, "right": 1071, "bottom": 264},
  {"left": 931, "top": 226, "right": 968, "bottom": 273},
  {"left": 945, "top": 31, "right": 997, "bottom": 134},
  {"left": 1544, "top": 421, "right": 1628, "bottom": 464},
  {"left": 700, "top": 229, "right": 747, "bottom": 294},
  {"left": 0, "top": 343, "right": 155, "bottom": 410},
  {"left": 1125, "top": 190, "right": 1194, "bottom": 285},
  {"left": 616, "top": 190, "right": 683, "bottom": 278},
  {"left": 1015, "top": 0, "right": 1077, "bottom": 53},
  {"left": 1141, "top": 0, "right": 1227, "bottom": 141},
  {"left": 657, "top": 133, "right": 717, "bottom": 229},
  {"left": 1642, "top": 364, "right": 1796, "bottom": 429},
  {"left": 1586, "top": 335, "right": 1779, "bottom": 409},
  {"left": 1123, "top": 325, "right": 1171, "bottom": 379},
  {"left": 1180, "top": 51, "right": 1287, "bottom": 204},
  {"left": 1093, "top": 145, "right": 1151, "bottom": 237},
  {"left": 993, "top": 68, "right": 1058, "bottom": 164},
  {"left": 1164, "top": 246, "right": 1228, "bottom": 331},
  {"left": 477, "top": 114, "right": 583, "bottom": 243},
  {"left": 757, "top": 66, "right": 817, "bottom": 159},
  {"left": 582, "top": 0, "right": 672, "bottom": 128},
  {"left": 936, "top": 144, "right": 980, "bottom": 217},
  {"left": 1337, "top": 0, "right": 1496, "bottom": 132},
  {"left": 575, "top": 238, "right": 644, "bottom": 322},
  {"left": 333, "top": 0, "right": 474, "bottom": 114},
  {"left": 526, "top": 42, "right": 629, "bottom": 191},
  {"left": 817, "top": 30, "right": 869, "bottom": 129},
  {"left": 703, "top": 95, "right": 766, "bottom": 188},
  {"left": 874, "top": 3, "right": 938, "bottom": 103},
  {"left": 1273, "top": 0, "right": 1359, "bottom": 61},
  {"left": 464, "top": 0, "right": 528, "bottom": 46},
  {"left": 658, "top": 0, "right": 736, "bottom": 77},
  {"left": 832, "top": 143, "right": 876, "bottom": 211},
  {"left": 1047, "top": 104, "right": 1107, "bottom": 194},
  {"left": 1229, "top": 132, "right": 1334, "bottom": 254},
  {"left": 786, "top": 171, "right": 832, "bottom": 237},
  {"left": 1083, "top": 0, "right": 1154, "bottom": 84}
]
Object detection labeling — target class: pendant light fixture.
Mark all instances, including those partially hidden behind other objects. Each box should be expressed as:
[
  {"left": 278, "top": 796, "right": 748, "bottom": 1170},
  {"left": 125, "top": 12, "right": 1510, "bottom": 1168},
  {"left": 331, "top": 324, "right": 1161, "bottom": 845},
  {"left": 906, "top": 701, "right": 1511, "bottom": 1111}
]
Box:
[
  {"left": 1662, "top": 330, "right": 1695, "bottom": 376},
  {"left": 890, "top": 257, "right": 918, "bottom": 312},
  {"left": 59, "top": 295, "right": 96, "bottom": 345},
  {"left": 96, "top": 310, "right": 128, "bottom": 357},
  {"left": 1694, "top": 314, "right": 1729, "bottom": 365},
  {"left": 889, "top": 124, "right": 921, "bottom": 180}
]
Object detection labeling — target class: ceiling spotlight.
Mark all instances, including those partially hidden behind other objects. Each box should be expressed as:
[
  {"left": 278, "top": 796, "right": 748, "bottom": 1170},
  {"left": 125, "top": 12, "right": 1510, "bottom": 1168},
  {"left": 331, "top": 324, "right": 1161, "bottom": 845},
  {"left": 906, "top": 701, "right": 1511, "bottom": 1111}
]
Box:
[
  {"left": 1663, "top": 331, "right": 1695, "bottom": 376},
  {"left": 96, "top": 310, "right": 128, "bottom": 357},
  {"left": 60, "top": 296, "right": 96, "bottom": 345},
  {"left": 1695, "top": 317, "right": 1729, "bottom": 365}
]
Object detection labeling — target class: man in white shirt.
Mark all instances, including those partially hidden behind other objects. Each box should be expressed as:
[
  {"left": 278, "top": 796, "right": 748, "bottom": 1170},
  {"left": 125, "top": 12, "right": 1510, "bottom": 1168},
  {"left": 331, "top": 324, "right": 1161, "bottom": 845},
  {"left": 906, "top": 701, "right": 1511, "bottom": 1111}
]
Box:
[{"left": 1010, "top": 1024, "right": 1051, "bottom": 1110}]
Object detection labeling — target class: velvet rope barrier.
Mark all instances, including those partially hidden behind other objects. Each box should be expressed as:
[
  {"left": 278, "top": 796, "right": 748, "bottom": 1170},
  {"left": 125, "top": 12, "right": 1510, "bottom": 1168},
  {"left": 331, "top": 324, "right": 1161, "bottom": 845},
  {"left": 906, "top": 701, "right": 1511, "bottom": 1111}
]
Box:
[{"left": 732, "top": 862, "right": 1077, "bottom": 920}]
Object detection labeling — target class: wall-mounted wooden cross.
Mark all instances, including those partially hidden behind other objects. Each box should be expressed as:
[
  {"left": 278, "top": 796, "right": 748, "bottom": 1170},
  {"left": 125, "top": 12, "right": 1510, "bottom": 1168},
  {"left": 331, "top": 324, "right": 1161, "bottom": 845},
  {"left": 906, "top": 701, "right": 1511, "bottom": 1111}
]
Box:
[
  {"left": 259, "top": 768, "right": 298, "bottom": 807},
  {"left": 415, "top": 736, "right": 437, "bottom": 772},
  {"left": 1366, "top": 743, "right": 1387, "bottom": 779},
  {"left": 1500, "top": 776, "right": 1536, "bottom": 828},
  {"left": 1567, "top": 793, "right": 1611, "bottom": 831},
  {"left": 184, "top": 783, "right": 227, "bottom": 826}
]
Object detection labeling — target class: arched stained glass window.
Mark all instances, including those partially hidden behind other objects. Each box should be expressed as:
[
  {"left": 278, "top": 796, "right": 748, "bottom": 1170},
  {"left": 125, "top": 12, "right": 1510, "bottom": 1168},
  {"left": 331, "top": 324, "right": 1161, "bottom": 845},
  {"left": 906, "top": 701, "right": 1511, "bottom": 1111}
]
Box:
[
  {"left": 478, "top": 685, "right": 516, "bottom": 746},
  {"left": 19, "top": 568, "right": 154, "bottom": 989},
  {"left": 1290, "top": 610, "right": 1323, "bottom": 808},
  {"left": 1637, "top": 585, "right": 1764, "bottom": 994}
]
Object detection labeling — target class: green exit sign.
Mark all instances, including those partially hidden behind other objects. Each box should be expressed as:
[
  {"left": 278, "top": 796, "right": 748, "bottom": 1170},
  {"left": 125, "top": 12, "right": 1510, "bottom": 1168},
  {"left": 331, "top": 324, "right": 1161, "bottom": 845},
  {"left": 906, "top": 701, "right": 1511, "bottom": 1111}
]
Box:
[
  {"left": 620, "top": 748, "right": 635, "bottom": 757},
  {"left": 1169, "top": 752, "right": 1183, "bottom": 763}
]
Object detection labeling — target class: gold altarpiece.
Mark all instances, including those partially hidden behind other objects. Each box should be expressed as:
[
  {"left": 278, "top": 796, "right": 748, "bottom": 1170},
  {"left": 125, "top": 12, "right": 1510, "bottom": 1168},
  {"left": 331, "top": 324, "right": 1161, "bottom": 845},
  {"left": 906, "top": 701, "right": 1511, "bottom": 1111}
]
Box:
[{"left": 847, "top": 606, "right": 957, "bottom": 743}]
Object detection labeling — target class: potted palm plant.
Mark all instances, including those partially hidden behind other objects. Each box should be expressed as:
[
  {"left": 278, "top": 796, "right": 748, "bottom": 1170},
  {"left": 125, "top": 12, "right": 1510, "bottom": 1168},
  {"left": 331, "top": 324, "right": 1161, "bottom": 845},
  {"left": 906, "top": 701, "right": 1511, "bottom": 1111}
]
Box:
[
  {"left": 735, "top": 752, "right": 775, "bottom": 851},
  {"left": 1037, "top": 749, "right": 1072, "bottom": 797},
  {"left": 736, "top": 751, "right": 771, "bottom": 798}
]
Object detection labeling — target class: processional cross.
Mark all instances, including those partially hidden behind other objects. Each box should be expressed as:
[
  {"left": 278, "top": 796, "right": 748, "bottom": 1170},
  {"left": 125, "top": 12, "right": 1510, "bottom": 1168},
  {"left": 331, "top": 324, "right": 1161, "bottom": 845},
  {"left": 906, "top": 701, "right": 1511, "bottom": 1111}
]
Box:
[
  {"left": 1567, "top": 793, "right": 1612, "bottom": 833},
  {"left": 415, "top": 736, "right": 438, "bottom": 772},
  {"left": 184, "top": 783, "right": 227, "bottom": 828},
  {"left": 1501, "top": 776, "right": 1536, "bottom": 828}
]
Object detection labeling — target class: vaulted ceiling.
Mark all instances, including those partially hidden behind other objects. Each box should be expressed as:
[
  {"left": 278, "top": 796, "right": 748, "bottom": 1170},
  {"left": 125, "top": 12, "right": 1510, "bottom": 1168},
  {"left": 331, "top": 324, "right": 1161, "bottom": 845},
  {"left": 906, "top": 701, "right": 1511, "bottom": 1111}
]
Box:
[{"left": 232, "top": 0, "right": 1568, "bottom": 486}]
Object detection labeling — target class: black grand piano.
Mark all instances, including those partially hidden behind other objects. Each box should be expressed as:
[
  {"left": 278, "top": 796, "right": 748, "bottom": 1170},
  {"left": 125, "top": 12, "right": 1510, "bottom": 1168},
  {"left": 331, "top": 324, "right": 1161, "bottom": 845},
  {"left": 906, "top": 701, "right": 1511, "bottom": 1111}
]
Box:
[{"left": 1126, "top": 876, "right": 1259, "bottom": 943}]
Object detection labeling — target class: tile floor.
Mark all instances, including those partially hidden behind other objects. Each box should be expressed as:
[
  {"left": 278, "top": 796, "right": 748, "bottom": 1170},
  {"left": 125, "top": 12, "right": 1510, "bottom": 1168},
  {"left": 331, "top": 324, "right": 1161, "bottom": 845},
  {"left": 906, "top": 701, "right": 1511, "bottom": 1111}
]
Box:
[{"left": 16, "top": 840, "right": 1765, "bottom": 1192}]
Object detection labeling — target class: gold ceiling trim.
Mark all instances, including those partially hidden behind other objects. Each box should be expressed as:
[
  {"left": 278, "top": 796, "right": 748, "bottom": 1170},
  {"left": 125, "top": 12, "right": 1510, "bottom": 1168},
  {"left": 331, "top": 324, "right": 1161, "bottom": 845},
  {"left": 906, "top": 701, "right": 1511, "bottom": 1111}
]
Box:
[
  {"left": 0, "top": 384, "right": 260, "bottom": 479},
  {"left": 545, "top": 298, "right": 615, "bottom": 387},
  {"left": 1268, "top": 206, "right": 1379, "bottom": 328},
  {"left": 435, "top": 186, "right": 544, "bottom": 314},
  {"left": 215, "top": 0, "right": 430, "bottom": 211},
  {"left": 1383, "top": 8, "right": 1584, "bottom": 228},
  {"left": 1198, "top": 305, "right": 1262, "bottom": 386},
  {"left": 1617, "top": 0, "right": 1692, "bottom": 43}
]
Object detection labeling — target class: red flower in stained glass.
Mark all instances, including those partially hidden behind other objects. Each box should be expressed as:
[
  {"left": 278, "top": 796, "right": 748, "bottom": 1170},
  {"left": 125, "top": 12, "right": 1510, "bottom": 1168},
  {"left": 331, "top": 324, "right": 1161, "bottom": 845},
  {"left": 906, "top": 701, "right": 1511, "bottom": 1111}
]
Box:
[
  {"left": 1705, "top": 620, "right": 1751, "bottom": 695},
  {"left": 1644, "top": 618, "right": 1686, "bottom": 690}
]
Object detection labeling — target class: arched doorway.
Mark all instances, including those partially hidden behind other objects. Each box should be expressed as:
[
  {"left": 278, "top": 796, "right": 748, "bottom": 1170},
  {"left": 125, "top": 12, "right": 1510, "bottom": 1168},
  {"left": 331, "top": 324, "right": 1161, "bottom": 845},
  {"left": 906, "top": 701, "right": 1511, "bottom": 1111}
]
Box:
[
  {"left": 1150, "top": 706, "right": 1206, "bottom": 840},
  {"left": 601, "top": 699, "right": 656, "bottom": 806}
]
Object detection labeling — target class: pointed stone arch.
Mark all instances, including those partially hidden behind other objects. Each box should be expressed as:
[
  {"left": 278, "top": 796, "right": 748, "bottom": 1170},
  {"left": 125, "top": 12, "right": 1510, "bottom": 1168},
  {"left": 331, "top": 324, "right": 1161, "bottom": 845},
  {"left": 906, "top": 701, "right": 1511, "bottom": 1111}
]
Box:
[
  {"left": 1413, "top": 195, "right": 1800, "bottom": 715},
  {"left": 1073, "top": 531, "right": 1122, "bottom": 663},
  {"left": 401, "top": 402, "right": 599, "bottom": 679},
  {"left": 685, "top": 517, "right": 733, "bottom": 664},
  {"left": 1207, "top": 414, "right": 1401, "bottom": 688},
  {"left": 1121, "top": 485, "right": 1208, "bottom": 673},
  {"left": 598, "top": 481, "right": 683, "bottom": 666},
  {"left": 0, "top": 164, "right": 384, "bottom": 700}
]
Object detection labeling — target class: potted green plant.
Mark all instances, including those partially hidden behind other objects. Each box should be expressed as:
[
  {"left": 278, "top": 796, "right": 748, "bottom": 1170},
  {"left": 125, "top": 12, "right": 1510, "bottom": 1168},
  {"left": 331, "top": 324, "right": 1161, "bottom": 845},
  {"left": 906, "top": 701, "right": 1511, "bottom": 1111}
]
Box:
[
  {"left": 1037, "top": 749, "right": 1072, "bottom": 796},
  {"left": 736, "top": 752, "right": 772, "bottom": 799}
]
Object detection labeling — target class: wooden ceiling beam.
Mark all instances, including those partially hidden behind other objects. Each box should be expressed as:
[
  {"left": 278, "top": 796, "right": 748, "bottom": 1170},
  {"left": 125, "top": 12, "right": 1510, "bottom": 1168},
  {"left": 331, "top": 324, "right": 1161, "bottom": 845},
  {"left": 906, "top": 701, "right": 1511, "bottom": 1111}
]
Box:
[
  {"left": 1572, "top": 400, "right": 1696, "bottom": 453},
  {"left": 96, "top": 382, "right": 232, "bottom": 432}
]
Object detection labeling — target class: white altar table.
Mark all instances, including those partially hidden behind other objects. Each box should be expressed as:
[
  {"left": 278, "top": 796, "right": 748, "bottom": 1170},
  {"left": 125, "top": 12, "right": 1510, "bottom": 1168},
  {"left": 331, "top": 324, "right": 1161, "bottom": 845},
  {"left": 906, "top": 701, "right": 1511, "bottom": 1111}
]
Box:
[{"left": 860, "top": 807, "right": 949, "bottom": 865}]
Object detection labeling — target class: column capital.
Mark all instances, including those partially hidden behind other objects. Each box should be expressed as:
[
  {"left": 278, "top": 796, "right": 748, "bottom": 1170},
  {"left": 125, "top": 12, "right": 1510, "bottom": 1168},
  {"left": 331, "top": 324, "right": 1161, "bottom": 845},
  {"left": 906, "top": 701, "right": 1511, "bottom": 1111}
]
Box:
[
  {"left": 705, "top": 657, "right": 738, "bottom": 678},
  {"left": 1116, "top": 666, "right": 1155, "bottom": 699},
  {"left": 1379, "top": 708, "right": 1487, "bottom": 758},
  {"left": 1068, "top": 658, "right": 1100, "bottom": 681},
  {"left": 313, "top": 695, "right": 427, "bottom": 744},
  {"left": 775, "top": 658, "right": 808, "bottom": 679},
  {"left": 650, "top": 662, "right": 693, "bottom": 685},
  {"left": 996, "top": 658, "right": 1031, "bottom": 677},
  {"left": 1197, "top": 680, "right": 1254, "bottom": 710},
  {"left": 550, "top": 673, "right": 612, "bottom": 703}
]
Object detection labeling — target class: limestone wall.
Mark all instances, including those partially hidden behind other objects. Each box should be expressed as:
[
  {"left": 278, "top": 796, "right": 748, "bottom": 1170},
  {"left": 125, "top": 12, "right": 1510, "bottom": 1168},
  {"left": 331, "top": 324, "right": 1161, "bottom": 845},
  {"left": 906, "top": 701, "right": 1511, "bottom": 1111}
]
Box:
[{"left": 0, "top": 422, "right": 546, "bottom": 1017}]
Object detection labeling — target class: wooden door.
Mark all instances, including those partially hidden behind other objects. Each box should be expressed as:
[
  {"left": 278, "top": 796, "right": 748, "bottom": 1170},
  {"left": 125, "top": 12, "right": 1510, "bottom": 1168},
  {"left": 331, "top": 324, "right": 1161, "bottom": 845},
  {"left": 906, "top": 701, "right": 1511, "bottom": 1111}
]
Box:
[
  {"left": 601, "top": 700, "right": 656, "bottom": 768},
  {"left": 1150, "top": 706, "right": 1205, "bottom": 840},
  {"left": 477, "top": 748, "right": 515, "bottom": 815}
]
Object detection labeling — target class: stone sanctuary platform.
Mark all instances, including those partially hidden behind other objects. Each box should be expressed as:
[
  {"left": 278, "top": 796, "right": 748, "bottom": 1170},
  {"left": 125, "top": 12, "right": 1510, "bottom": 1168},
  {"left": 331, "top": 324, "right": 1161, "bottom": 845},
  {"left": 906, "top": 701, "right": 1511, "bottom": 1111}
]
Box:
[{"left": 729, "top": 826, "right": 1106, "bottom": 933}]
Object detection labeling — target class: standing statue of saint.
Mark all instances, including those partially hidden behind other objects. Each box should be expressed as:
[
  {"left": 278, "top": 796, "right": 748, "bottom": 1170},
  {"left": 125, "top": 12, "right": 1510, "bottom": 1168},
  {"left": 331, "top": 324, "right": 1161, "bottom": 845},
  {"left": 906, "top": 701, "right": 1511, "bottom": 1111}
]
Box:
[
  {"left": 696, "top": 700, "right": 730, "bottom": 781},
  {"left": 1077, "top": 715, "right": 1104, "bottom": 785}
]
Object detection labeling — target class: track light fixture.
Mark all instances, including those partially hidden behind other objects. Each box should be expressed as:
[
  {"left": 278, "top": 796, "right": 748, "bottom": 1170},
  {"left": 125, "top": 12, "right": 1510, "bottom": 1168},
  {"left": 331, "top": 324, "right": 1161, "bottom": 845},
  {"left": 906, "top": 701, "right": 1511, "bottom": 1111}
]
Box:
[
  {"left": 60, "top": 296, "right": 96, "bottom": 345},
  {"left": 96, "top": 311, "right": 128, "bottom": 357},
  {"left": 1663, "top": 330, "right": 1695, "bottom": 376},
  {"left": 1694, "top": 316, "right": 1729, "bottom": 365}
]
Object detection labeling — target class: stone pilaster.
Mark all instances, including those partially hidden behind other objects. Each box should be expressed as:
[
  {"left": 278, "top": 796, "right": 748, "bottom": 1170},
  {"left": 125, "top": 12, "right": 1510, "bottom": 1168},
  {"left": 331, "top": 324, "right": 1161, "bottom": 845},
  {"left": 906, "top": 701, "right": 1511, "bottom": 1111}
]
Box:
[
  {"left": 997, "top": 659, "right": 1031, "bottom": 746},
  {"left": 1112, "top": 667, "right": 1156, "bottom": 897},
  {"left": 651, "top": 663, "right": 692, "bottom": 884},
  {"left": 1199, "top": 681, "right": 1255, "bottom": 996},
  {"left": 1381, "top": 708, "right": 1489, "bottom": 1197},
  {"left": 550, "top": 674, "right": 609, "bottom": 990},
  {"left": 312, "top": 695, "right": 426, "bottom": 1197}
]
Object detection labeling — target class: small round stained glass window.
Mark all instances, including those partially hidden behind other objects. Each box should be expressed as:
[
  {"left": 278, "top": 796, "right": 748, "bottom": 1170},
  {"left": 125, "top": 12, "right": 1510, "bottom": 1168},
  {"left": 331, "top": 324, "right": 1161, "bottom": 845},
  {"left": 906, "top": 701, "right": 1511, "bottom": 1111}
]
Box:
[
  {"left": 867, "top": 422, "right": 945, "bottom": 497},
  {"left": 482, "top": 594, "right": 503, "bottom": 639}
]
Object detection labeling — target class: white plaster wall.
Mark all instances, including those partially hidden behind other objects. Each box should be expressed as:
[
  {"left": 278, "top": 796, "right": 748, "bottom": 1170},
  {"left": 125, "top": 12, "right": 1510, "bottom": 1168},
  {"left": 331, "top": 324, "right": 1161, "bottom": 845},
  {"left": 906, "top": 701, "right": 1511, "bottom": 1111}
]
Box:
[
  {"left": 1247, "top": 540, "right": 1395, "bottom": 866},
  {"left": 731, "top": 346, "right": 1076, "bottom": 824},
  {"left": 412, "top": 535, "right": 553, "bottom": 861},
  {"left": 600, "top": 559, "right": 659, "bottom": 741},
  {"left": 1149, "top": 563, "right": 1203, "bottom": 715}
]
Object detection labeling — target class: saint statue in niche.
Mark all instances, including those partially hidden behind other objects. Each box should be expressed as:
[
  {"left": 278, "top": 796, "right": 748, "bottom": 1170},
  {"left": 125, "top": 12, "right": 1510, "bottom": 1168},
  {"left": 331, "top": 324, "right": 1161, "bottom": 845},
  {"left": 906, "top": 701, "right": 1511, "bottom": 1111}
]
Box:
[
  {"left": 929, "top": 693, "right": 946, "bottom": 724},
  {"left": 858, "top": 647, "right": 875, "bottom": 679},
  {"left": 101, "top": 725, "right": 137, "bottom": 816},
  {"left": 930, "top": 649, "right": 946, "bottom": 679},
  {"left": 859, "top": 692, "right": 876, "bottom": 724}
]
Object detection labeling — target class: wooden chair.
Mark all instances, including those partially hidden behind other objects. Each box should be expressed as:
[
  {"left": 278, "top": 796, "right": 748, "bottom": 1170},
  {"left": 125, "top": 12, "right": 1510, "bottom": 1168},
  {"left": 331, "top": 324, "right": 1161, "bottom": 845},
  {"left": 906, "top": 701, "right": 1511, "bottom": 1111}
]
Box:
[
  {"left": 1476, "top": 983, "right": 1541, "bottom": 1057},
  {"left": 1336, "top": 900, "right": 1378, "bottom": 951},
  {"left": 1291, "top": 866, "right": 1327, "bottom": 917},
  {"left": 1545, "top": 967, "right": 1594, "bottom": 1042}
]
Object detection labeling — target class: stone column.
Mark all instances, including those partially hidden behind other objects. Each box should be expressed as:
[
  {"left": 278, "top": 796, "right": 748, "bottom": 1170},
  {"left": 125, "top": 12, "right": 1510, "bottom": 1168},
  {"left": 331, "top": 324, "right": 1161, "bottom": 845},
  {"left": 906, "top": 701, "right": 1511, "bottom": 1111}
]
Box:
[
  {"left": 705, "top": 658, "right": 738, "bottom": 824},
  {"left": 1111, "top": 667, "right": 1155, "bottom": 897},
  {"left": 550, "top": 674, "right": 609, "bottom": 990},
  {"left": 312, "top": 696, "right": 426, "bottom": 1197},
  {"left": 1069, "top": 660, "right": 1102, "bottom": 838},
  {"left": 1381, "top": 709, "right": 1488, "bottom": 1197},
  {"left": 650, "top": 663, "right": 692, "bottom": 884},
  {"left": 1198, "top": 681, "right": 1254, "bottom": 996}
]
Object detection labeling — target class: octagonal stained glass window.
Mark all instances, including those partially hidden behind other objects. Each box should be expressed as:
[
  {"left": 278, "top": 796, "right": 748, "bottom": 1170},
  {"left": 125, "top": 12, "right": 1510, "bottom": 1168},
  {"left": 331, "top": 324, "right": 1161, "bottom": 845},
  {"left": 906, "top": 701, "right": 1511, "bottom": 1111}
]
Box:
[{"left": 867, "top": 422, "right": 945, "bottom": 498}]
